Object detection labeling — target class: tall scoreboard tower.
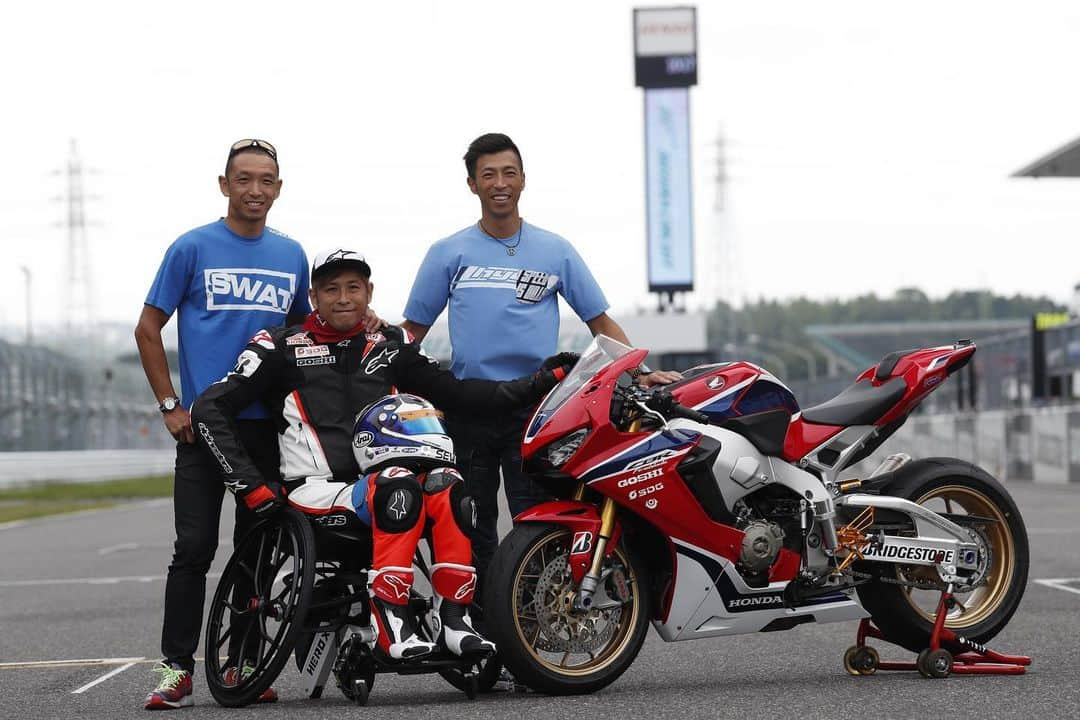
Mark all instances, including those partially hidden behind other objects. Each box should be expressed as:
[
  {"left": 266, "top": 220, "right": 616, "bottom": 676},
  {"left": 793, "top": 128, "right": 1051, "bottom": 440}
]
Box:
[{"left": 634, "top": 6, "right": 697, "bottom": 310}]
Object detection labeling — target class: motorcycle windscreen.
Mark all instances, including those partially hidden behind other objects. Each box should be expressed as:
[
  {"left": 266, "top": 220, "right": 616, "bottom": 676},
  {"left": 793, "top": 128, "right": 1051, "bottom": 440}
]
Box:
[{"left": 525, "top": 334, "right": 635, "bottom": 440}]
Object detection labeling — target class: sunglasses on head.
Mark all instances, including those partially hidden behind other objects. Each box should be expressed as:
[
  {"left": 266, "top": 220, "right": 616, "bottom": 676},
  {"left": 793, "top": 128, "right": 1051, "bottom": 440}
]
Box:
[{"left": 228, "top": 138, "right": 277, "bottom": 161}]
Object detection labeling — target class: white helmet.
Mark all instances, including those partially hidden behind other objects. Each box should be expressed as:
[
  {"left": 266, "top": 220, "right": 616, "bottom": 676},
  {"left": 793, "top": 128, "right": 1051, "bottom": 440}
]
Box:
[{"left": 352, "top": 394, "right": 455, "bottom": 473}]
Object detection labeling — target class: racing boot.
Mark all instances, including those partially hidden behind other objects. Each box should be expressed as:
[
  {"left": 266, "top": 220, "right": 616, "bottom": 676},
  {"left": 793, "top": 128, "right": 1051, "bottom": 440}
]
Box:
[
  {"left": 432, "top": 563, "right": 496, "bottom": 658},
  {"left": 368, "top": 567, "right": 435, "bottom": 661}
]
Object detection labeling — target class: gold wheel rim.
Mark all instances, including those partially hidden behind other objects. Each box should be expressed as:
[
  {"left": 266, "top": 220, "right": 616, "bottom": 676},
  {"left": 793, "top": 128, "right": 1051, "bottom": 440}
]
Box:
[
  {"left": 900, "top": 484, "right": 1015, "bottom": 628},
  {"left": 511, "top": 529, "right": 641, "bottom": 677}
]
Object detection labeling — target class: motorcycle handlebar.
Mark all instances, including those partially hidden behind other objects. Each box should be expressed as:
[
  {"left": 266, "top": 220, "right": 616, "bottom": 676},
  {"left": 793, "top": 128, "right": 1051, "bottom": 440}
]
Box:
[
  {"left": 644, "top": 392, "right": 711, "bottom": 425},
  {"left": 672, "top": 404, "right": 712, "bottom": 425}
]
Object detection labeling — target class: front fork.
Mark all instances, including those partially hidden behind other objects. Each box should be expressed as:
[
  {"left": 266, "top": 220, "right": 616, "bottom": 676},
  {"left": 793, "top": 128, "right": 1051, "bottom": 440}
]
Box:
[{"left": 573, "top": 494, "right": 617, "bottom": 611}]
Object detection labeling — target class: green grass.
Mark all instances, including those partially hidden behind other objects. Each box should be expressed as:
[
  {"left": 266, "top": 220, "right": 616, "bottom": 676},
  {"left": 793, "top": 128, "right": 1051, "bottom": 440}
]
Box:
[{"left": 0, "top": 475, "right": 172, "bottom": 523}]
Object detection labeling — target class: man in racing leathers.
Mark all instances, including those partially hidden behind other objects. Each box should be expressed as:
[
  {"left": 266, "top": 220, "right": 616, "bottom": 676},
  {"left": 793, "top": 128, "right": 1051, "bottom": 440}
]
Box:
[{"left": 191, "top": 248, "right": 571, "bottom": 661}]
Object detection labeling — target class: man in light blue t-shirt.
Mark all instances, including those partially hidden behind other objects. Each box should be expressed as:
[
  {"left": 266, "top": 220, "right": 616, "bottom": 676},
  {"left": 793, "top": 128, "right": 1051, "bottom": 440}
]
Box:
[
  {"left": 134, "top": 139, "right": 310, "bottom": 709},
  {"left": 402, "top": 133, "right": 679, "bottom": 585}
]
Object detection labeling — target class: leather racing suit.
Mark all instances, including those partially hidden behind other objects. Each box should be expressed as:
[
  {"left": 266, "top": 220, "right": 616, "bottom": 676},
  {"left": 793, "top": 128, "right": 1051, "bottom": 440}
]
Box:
[{"left": 191, "top": 319, "right": 562, "bottom": 659}]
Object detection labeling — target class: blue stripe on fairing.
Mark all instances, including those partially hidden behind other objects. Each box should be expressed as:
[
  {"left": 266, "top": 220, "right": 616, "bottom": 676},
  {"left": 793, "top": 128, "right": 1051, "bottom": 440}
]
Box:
[
  {"left": 350, "top": 475, "right": 372, "bottom": 526},
  {"left": 526, "top": 410, "right": 552, "bottom": 440},
  {"left": 701, "top": 393, "right": 738, "bottom": 420},
  {"left": 581, "top": 429, "right": 699, "bottom": 483}
]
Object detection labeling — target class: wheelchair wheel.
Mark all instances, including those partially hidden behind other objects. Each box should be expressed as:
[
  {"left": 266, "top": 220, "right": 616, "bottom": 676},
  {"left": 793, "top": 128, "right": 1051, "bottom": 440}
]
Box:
[{"left": 205, "top": 507, "right": 316, "bottom": 707}]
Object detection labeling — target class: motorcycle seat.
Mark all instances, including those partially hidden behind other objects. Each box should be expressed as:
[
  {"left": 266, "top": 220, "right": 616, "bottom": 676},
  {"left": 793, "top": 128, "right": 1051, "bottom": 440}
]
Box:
[
  {"left": 800, "top": 377, "right": 907, "bottom": 426},
  {"left": 874, "top": 348, "right": 920, "bottom": 382}
]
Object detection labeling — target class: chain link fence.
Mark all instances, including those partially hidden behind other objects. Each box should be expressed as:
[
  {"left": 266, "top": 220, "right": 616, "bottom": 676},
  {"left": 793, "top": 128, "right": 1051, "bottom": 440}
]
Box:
[{"left": 0, "top": 338, "right": 171, "bottom": 452}]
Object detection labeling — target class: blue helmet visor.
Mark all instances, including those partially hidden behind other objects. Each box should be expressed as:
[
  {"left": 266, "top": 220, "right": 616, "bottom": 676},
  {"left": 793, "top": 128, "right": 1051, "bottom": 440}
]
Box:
[{"left": 395, "top": 409, "right": 446, "bottom": 435}]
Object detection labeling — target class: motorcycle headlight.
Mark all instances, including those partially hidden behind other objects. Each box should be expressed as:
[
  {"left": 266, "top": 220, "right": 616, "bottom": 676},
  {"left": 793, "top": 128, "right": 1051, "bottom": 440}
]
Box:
[{"left": 543, "top": 429, "right": 589, "bottom": 468}]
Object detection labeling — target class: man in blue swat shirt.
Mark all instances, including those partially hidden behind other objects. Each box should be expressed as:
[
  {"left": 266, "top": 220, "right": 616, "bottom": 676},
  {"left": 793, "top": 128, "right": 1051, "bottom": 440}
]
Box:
[
  {"left": 135, "top": 139, "right": 310, "bottom": 710},
  {"left": 402, "top": 133, "right": 680, "bottom": 587}
]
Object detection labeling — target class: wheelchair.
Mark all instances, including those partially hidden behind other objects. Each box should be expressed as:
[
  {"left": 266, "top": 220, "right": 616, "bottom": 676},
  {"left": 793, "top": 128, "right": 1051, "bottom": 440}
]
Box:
[{"left": 203, "top": 506, "right": 501, "bottom": 707}]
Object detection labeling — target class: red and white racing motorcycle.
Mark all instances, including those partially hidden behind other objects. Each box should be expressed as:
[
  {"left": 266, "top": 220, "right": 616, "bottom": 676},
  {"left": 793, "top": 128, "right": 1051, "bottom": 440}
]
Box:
[{"left": 483, "top": 336, "right": 1029, "bottom": 693}]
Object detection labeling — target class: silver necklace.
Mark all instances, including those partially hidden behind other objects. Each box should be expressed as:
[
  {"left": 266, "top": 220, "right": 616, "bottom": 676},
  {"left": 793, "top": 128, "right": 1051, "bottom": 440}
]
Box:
[{"left": 479, "top": 220, "right": 523, "bottom": 256}]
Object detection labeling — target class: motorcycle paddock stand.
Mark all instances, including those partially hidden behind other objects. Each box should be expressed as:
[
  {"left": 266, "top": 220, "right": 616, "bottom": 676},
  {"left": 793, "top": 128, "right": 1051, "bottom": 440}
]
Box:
[{"left": 843, "top": 586, "right": 1032, "bottom": 679}]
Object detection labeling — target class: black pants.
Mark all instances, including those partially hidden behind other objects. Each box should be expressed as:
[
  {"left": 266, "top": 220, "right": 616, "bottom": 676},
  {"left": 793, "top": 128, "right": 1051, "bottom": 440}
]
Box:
[
  {"left": 446, "top": 409, "right": 549, "bottom": 587},
  {"left": 160, "top": 420, "right": 279, "bottom": 673}
]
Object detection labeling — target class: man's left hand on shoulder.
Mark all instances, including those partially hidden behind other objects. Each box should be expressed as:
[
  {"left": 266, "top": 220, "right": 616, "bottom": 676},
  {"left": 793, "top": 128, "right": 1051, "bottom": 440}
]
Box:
[
  {"left": 364, "top": 307, "right": 389, "bottom": 333},
  {"left": 638, "top": 370, "right": 683, "bottom": 388}
]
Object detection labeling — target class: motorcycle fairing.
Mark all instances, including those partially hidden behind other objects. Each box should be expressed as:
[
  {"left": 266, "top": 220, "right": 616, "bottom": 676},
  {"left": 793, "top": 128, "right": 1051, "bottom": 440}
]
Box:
[
  {"left": 578, "top": 428, "right": 699, "bottom": 484},
  {"left": 514, "top": 500, "right": 624, "bottom": 585},
  {"left": 654, "top": 538, "right": 866, "bottom": 642},
  {"left": 667, "top": 420, "right": 835, "bottom": 522},
  {"left": 781, "top": 414, "right": 844, "bottom": 462}
]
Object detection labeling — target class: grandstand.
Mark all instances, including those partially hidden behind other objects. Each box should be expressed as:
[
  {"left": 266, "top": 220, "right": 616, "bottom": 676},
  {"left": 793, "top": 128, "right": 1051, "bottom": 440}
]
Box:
[{"left": 805, "top": 319, "right": 1029, "bottom": 372}]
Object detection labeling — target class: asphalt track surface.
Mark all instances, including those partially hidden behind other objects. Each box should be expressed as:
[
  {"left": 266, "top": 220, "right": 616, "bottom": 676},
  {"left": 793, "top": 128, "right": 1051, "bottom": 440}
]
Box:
[{"left": 3, "top": 482, "right": 1079, "bottom": 720}]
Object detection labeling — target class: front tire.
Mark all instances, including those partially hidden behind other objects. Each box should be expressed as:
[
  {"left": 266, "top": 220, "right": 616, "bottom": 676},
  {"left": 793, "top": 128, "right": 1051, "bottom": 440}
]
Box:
[
  {"left": 856, "top": 458, "right": 1028, "bottom": 653},
  {"left": 482, "top": 523, "right": 650, "bottom": 695}
]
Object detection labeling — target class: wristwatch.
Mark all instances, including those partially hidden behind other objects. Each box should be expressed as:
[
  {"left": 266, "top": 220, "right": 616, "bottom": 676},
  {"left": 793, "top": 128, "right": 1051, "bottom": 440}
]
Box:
[
  {"left": 158, "top": 396, "right": 181, "bottom": 413},
  {"left": 628, "top": 363, "right": 653, "bottom": 381}
]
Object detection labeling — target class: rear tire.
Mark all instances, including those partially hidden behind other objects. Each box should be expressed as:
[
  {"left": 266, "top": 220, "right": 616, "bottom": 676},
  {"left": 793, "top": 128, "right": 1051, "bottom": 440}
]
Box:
[
  {"left": 482, "top": 523, "right": 650, "bottom": 695},
  {"left": 856, "top": 458, "right": 1028, "bottom": 654}
]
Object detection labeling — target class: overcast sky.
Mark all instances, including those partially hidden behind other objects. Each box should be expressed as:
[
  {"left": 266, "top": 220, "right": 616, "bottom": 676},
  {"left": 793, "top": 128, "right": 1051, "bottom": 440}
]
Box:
[{"left": 2, "top": 0, "right": 1080, "bottom": 334}]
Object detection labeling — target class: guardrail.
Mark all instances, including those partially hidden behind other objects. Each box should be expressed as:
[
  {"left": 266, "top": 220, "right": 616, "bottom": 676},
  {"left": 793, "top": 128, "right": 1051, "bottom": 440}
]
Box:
[
  {"left": 5, "top": 404, "right": 1077, "bottom": 489},
  {"left": 858, "top": 404, "right": 1080, "bottom": 484},
  {"left": 0, "top": 449, "right": 175, "bottom": 489}
]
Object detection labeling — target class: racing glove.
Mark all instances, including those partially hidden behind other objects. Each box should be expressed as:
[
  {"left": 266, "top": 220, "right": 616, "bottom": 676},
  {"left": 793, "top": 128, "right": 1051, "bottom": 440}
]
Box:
[
  {"left": 239, "top": 482, "right": 284, "bottom": 515},
  {"left": 532, "top": 364, "right": 572, "bottom": 395},
  {"left": 540, "top": 352, "right": 581, "bottom": 372}
]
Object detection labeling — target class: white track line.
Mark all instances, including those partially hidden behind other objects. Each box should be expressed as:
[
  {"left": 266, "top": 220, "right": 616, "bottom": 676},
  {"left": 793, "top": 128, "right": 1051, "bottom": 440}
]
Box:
[
  {"left": 96, "top": 542, "right": 140, "bottom": 555},
  {"left": 96, "top": 536, "right": 228, "bottom": 555},
  {"left": 0, "top": 572, "right": 220, "bottom": 588},
  {"left": 71, "top": 659, "right": 142, "bottom": 694},
  {"left": 0, "top": 657, "right": 146, "bottom": 670},
  {"left": 1033, "top": 578, "right": 1080, "bottom": 596}
]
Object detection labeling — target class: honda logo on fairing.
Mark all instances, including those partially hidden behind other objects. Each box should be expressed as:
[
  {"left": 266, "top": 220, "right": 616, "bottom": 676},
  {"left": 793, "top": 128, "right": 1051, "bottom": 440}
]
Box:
[{"left": 727, "top": 595, "right": 783, "bottom": 609}]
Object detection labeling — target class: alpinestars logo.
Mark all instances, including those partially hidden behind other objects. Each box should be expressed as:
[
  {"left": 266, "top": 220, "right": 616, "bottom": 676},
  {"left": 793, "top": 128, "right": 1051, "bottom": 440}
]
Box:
[
  {"left": 388, "top": 489, "right": 410, "bottom": 519},
  {"left": 322, "top": 248, "right": 362, "bottom": 264},
  {"left": 365, "top": 347, "right": 398, "bottom": 374},
  {"left": 454, "top": 574, "right": 476, "bottom": 601},
  {"left": 382, "top": 574, "right": 411, "bottom": 600},
  {"left": 204, "top": 268, "right": 297, "bottom": 314}
]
